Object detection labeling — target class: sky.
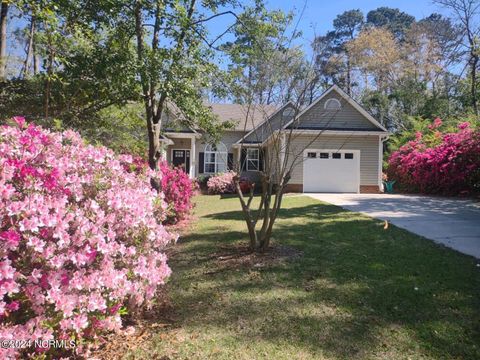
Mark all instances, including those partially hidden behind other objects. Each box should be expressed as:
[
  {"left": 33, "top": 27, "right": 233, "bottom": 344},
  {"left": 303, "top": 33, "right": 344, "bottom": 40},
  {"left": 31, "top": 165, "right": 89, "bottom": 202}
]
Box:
[
  {"left": 207, "top": 0, "right": 450, "bottom": 47},
  {"left": 265, "top": 0, "right": 448, "bottom": 42},
  {"left": 6, "top": 0, "right": 452, "bottom": 74}
]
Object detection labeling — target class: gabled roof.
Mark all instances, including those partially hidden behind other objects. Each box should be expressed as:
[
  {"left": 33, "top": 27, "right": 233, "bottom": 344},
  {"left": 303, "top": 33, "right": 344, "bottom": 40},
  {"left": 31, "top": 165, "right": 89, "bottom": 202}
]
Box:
[
  {"left": 282, "top": 84, "right": 388, "bottom": 132},
  {"left": 160, "top": 102, "right": 277, "bottom": 133},
  {"left": 234, "top": 101, "right": 296, "bottom": 145},
  {"left": 205, "top": 103, "right": 277, "bottom": 131}
]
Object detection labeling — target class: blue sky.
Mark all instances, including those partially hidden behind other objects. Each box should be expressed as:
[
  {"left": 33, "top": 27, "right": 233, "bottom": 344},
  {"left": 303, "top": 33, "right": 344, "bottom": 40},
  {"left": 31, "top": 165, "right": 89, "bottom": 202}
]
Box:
[
  {"left": 6, "top": 1, "right": 450, "bottom": 69},
  {"left": 203, "top": 0, "right": 450, "bottom": 61}
]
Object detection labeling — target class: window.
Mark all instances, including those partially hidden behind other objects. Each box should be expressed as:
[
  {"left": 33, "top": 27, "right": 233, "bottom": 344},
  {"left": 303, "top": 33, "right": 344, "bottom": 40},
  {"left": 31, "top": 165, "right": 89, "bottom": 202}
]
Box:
[
  {"left": 324, "top": 98, "right": 341, "bottom": 111},
  {"left": 320, "top": 153, "right": 329, "bottom": 159},
  {"left": 246, "top": 148, "right": 259, "bottom": 171},
  {"left": 344, "top": 153, "right": 354, "bottom": 159},
  {"left": 307, "top": 152, "right": 317, "bottom": 158},
  {"left": 332, "top": 153, "right": 341, "bottom": 159},
  {"left": 204, "top": 142, "right": 228, "bottom": 174}
]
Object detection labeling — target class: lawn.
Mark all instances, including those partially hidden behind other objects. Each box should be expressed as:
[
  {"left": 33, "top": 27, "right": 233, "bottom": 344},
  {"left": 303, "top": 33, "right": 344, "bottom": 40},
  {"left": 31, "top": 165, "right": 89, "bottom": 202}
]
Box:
[{"left": 128, "top": 195, "right": 480, "bottom": 360}]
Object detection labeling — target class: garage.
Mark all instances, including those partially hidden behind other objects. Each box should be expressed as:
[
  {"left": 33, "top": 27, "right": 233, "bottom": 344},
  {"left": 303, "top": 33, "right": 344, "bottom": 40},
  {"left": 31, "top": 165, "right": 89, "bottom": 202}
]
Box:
[{"left": 303, "top": 149, "right": 360, "bottom": 193}]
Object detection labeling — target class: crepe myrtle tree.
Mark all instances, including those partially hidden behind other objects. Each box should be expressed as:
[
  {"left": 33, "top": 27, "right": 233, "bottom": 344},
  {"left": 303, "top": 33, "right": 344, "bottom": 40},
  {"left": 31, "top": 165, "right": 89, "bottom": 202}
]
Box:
[
  {"left": 228, "top": 44, "right": 346, "bottom": 251},
  {"left": 222, "top": 4, "right": 349, "bottom": 252},
  {"left": 232, "top": 95, "right": 346, "bottom": 252}
]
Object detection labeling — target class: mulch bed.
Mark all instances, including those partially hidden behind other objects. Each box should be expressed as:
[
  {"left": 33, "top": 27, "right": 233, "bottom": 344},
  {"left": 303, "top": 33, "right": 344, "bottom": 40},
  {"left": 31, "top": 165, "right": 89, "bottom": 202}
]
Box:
[
  {"left": 90, "top": 289, "right": 176, "bottom": 360},
  {"left": 204, "top": 243, "right": 303, "bottom": 275}
]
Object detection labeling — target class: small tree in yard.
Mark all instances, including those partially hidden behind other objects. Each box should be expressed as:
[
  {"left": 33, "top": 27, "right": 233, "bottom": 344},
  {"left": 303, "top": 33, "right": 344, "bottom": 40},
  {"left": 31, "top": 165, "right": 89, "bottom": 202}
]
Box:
[
  {"left": 224, "top": 5, "right": 345, "bottom": 252},
  {"left": 232, "top": 98, "right": 345, "bottom": 253}
]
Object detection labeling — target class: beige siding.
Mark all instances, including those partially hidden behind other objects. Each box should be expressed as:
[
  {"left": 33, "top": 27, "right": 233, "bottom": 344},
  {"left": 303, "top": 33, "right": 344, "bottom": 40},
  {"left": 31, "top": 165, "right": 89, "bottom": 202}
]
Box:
[
  {"left": 244, "top": 104, "right": 295, "bottom": 143},
  {"left": 286, "top": 134, "right": 380, "bottom": 186},
  {"left": 295, "top": 91, "right": 378, "bottom": 130}
]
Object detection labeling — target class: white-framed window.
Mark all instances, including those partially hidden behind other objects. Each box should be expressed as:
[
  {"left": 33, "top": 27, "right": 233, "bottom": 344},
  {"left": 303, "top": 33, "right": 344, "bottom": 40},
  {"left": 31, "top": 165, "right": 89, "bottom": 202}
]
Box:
[
  {"left": 204, "top": 142, "right": 228, "bottom": 174},
  {"left": 246, "top": 148, "right": 259, "bottom": 171},
  {"left": 324, "top": 98, "right": 341, "bottom": 111}
]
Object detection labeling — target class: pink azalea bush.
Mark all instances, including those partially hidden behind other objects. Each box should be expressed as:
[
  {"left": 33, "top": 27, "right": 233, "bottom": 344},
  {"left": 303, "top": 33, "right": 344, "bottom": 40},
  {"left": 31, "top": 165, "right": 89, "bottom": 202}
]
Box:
[
  {"left": 387, "top": 119, "right": 480, "bottom": 195},
  {"left": 0, "top": 118, "right": 175, "bottom": 358},
  {"left": 207, "top": 171, "right": 237, "bottom": 194},
  {"left": 121, "top": 157, "right": 196, "bottom": 225}
]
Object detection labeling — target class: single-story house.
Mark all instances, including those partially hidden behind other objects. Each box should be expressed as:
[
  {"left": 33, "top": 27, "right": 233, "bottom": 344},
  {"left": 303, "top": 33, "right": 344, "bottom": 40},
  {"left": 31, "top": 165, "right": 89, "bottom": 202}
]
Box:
[{"left": 160, "top": 85, "right": 389, "bottom": 193}]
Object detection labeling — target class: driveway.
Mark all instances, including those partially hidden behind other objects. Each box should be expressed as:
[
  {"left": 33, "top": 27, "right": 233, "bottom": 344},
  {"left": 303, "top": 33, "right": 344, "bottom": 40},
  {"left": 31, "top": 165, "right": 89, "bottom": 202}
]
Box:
[{"left": 307, "top": 193, "right": 480, "bottom": 259}]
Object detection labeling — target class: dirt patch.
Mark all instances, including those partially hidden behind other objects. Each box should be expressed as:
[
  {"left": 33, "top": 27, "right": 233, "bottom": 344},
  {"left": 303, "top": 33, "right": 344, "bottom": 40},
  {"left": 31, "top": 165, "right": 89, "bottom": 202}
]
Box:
[{"left": 205, "top": 243, "right": 303, "bottom": 275}]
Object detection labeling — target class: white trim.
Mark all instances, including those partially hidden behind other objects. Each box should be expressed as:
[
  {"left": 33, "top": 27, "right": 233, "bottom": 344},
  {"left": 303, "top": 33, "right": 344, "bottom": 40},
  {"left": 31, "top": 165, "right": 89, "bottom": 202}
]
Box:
[
  {"left": 203, "top": 142, "right": 228, "bottom": 174},
  {"left": 170, "top": 148, "right": 191, "bottom": 174},
  {"left": 279, "top": 132, "right": 286, "bottom": 169},
  {"left": 324, "top": 98, "right": 342, "bottom": 110},
  {"left": 378, "top": 136, "right": 382, "bottom": 191},
  {"left": 302, "top": 148, "right": 361, "bottom": 194},
  {"left": 255, "top": 129, "right": 386, "bottom": 148},
  {"left": 164, "top": 132, "right": 201, "bottom": 139},
  {"left": 190, "top": 137, "right": 196, "bottom": 179},
  {"left": 246, "top": 148, "right": 260, "bottom": 172},
  {"left": 281, "top": 85, "right": 388, "bottom": 132},
  {"left": 281, "top": 129, "right": 388, "bottom": 137},
  {"left": 234, "top": 101, "right": 296, "bottom": 145},
  {"left": 232, "top": 143, "right": 262, "bottom": 148},
  {"left": 379, "top": 134, "right": 389, "bottom": 192}
]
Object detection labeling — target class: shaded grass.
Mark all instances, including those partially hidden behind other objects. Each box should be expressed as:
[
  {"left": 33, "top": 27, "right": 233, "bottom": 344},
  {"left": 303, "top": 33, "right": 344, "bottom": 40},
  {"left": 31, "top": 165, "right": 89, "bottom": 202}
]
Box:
[{"left": 128, "top": 195, "right": 480, "bottom": 360}]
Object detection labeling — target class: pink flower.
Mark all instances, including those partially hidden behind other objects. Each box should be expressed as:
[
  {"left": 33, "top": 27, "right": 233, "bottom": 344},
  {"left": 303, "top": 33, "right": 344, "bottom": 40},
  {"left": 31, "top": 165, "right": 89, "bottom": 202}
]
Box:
[
  {"left": 6, "top": 301, "right": 20, "bottom": 312},
  {"left": 458, "top": 121, "right": 470, "bottom": 130},
  {"left": 12, "top": 116, "right": 26, "bottom": 128},
  {"left": 0, "top": 230, "right": 21, "bottom": 248},
  {"left": 0, "top": 118, "right": 174, "bottom": 358},
  {"left": 428, "top": 117, "right": 443, "bottom": 130}
]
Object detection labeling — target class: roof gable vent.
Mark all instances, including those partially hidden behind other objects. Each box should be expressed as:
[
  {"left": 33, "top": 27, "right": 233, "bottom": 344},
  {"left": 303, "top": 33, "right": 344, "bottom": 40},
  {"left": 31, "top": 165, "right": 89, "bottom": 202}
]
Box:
[{"left": 324, "top": 98, "right": 342, "bottom": 111}]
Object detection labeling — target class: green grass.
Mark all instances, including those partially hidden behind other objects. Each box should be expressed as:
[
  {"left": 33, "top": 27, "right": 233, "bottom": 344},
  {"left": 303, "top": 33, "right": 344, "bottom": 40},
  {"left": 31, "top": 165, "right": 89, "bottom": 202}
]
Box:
[{"left": 128, "top": 195, "right": 480, "bottom": 359}]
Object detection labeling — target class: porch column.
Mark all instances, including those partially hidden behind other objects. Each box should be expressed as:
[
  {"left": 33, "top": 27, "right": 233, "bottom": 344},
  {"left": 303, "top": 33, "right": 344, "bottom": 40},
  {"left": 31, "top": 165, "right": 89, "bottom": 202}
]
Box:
[
  {"left": 189, "top": 137, "right": 196, "bottom": 179},
  {"left": 236, "top": 146, "right": 241, "bottom": 171},
  {"left": 279, "top": 133, "right": 286, "bottom": 169}
]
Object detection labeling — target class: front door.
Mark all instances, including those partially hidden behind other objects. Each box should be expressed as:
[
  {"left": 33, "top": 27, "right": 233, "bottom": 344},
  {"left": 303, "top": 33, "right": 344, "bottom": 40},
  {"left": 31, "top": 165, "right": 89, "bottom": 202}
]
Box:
[{"left": 172, "top": 150, "right": 190, "bottom": 174}]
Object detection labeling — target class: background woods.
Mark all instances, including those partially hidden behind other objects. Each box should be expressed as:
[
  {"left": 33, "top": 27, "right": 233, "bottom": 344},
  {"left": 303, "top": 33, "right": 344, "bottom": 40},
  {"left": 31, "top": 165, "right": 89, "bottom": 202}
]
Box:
[{"left": 1, "top": 2, "right": 478, "bottom": 147}]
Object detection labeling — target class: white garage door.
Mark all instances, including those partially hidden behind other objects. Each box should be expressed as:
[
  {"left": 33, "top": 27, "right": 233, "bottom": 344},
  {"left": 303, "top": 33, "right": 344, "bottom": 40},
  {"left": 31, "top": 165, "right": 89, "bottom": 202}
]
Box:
[{"left": 303, "top": 149, "right": 360, "bottom": 193}]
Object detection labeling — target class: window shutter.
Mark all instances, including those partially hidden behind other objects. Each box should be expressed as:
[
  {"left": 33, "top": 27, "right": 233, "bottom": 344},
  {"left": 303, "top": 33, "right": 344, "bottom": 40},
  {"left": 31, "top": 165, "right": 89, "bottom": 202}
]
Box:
[
  {"left": 227, "top": 153, "right": 234, "bottom": 170},
  {"left": 259, "top": 149, "right": 264, "bottom": 171},
  {"left": 241, "top": 149, "right": 247, "bottom": 172},
  {"left": 198, "top": 152, "right": 204, "bottom": 174}
]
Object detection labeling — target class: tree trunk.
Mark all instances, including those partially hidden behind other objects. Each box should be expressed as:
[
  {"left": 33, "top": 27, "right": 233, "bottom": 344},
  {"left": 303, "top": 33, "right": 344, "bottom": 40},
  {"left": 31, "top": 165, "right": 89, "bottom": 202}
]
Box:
[
  {"left": 470, "top": 53, "right": 478, "bottom": 116},
  {"left": 44, "top": 36, "right": 54, "bottom": 119},
  {"left": 346, "top": 55, "right": 351, "bottom": 95},
  {"left": 0, "top": 2, "right": 8, "bottom": 80},
  {"left": 33, "top": 40, "right": 39, "bottom": 75},
  {"left": 22, "top": 16, "right": 35, "bottom": 78}
]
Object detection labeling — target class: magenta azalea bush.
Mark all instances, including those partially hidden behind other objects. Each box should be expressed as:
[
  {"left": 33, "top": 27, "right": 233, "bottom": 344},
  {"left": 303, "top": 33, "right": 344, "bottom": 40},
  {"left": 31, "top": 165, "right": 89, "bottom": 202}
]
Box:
[
  {"left": 159, "top": 161, "right": 196, "bottom": 224},
  {"left": 207, "top": 171, "right": 237, "bottom": 194},
  {"left": 387, "top": 119, "right": 480, "bottom": 195},
  {"left": 0, "top": 118, "right": 174, "bottom": 358},
  {"left": 121, "top": 157, "right": 196, "bottom": 225}
]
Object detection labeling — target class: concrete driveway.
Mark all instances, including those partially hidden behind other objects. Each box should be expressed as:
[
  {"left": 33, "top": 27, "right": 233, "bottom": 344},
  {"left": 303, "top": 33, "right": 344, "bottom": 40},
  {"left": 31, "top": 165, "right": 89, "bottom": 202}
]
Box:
[{"left": 307, "top": 193, "right": 480, "bottom": 259}]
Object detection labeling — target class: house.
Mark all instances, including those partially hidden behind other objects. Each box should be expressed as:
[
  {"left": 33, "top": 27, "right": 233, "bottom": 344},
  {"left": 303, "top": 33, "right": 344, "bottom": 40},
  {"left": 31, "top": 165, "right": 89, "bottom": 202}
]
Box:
[{"left": 160, "top": 85, "right": 389, "bottom": 193}]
